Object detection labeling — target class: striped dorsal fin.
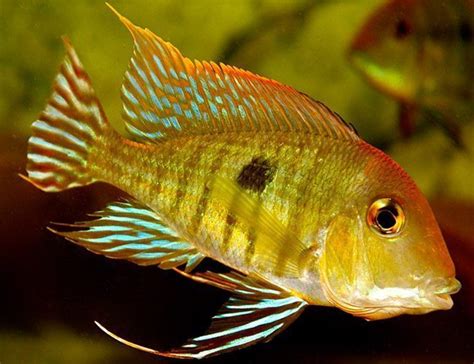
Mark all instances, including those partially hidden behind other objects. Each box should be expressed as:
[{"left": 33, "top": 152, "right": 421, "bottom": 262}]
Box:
[
  {"left": 50, "top": 200, "right": 204, "bottom": 272},
  {"left": 108, "top": 5, "right": 359, "bottom": 143},
  {"left": 96, "top": 271, "right": 307, "bottom": 359}
]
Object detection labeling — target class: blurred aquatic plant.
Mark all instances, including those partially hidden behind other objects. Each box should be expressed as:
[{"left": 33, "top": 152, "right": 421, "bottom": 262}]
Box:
[{"left": 390, "top": 123, "right": 474, "bottom": 200}]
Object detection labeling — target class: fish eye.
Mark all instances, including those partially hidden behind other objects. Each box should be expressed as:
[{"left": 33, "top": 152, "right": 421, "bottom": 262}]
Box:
[
  {"left": 394, "top": 18, "right": 411, "bottom": 39},
  {"left": 367, "top": 198, "right": 405, "bottom": 236}
]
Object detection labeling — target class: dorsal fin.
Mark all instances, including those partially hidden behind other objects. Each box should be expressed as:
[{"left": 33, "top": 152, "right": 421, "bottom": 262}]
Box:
[{"left": 107, "top": 5, "right": 359, "bottom": 143}]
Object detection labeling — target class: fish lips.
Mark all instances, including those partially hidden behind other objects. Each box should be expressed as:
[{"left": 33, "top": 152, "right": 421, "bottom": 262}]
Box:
[
  {"left": 322, "top": 278, "right": 461, "bottom": 321},
  {"left": 432, "top": 277, "right": 461, "bottom": 296},
  {"left": 426, "top": 277, "right": 462, "bottom": 310},
  {"left": 351, "top": 294, "right": 455, "bottom": 321},
  {"left": 374, "top": 290, "right": 457, "bottom": 320}
]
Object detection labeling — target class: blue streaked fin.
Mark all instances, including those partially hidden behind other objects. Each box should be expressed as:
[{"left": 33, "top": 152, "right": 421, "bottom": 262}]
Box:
[
  {"left": 50, "top": 200, "right": 204, "bottom": 271},
  {"left": 107, "top": 4, "right": 359, "bottom": 144},
  {"left": 95, "top": 270, "right": 307, "bottom": 359}
]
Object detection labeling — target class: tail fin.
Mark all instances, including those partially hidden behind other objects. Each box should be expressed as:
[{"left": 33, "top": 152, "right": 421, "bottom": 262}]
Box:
[{"left": 26, "top": 37, "right": 109, "bottom": 192}]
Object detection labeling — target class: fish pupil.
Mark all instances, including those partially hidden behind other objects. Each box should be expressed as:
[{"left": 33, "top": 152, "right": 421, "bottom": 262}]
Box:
[
  {"left": 395, "top": 18, "right": 411, "bottom": 39},
  {"left": 376, "top": 209, "right": 397, "bottom": 230},
  {"left": 367, "top": 199, "right": 404, "bottom": 236},
  {"left": 237, "top": 157, "right": 275, "bottom": 193},
  {"left": 459, "top": 21, "right": 472, "bottom": 43}
]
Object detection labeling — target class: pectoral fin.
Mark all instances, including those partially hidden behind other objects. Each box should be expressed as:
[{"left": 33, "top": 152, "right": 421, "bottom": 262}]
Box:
[
  {"left": 51, "top": 200, "right": 204, "bottom": 272},
  {"left": 96, "top": 271, "right": 307, "bottom": 359}
]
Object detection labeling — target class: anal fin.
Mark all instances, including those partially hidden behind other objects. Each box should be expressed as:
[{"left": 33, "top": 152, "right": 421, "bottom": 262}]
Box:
[
  {"left": 96, "top": 270, "right": 307, "bottom": 359},
  {"left": 51, "top": 200, "right": 204, "bottom": 272}
]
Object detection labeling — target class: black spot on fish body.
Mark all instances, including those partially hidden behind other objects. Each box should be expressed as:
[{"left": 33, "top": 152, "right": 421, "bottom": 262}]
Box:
[{"left": 237, "top": 157, "right": 275, "bottom": 193}]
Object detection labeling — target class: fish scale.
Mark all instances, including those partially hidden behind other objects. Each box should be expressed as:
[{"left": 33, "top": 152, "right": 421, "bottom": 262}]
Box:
[{"left": 89, "top": 131, "right": 367, "bottom": 277}]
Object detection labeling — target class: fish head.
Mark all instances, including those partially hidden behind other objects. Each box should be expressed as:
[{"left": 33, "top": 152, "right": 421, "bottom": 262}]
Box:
[
  {"left": 318, "top": 145, "right": 460, "bottom": 320},
  {"left": 348, "top": 0, "right": 420, "bottom": 102}
]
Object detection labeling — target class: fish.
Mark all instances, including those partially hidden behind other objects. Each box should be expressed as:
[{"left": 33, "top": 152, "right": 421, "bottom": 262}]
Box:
[
  {"left": 23, "top": 4, "right": 461, "bottom": 359},
  {"left": 348, "top": 0, "right": 474, "bottom": 144}
]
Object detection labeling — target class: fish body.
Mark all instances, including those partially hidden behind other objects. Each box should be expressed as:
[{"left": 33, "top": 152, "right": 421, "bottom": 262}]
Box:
[
  {"left": 91, "top": 131, "right": 373, "bottom": 304},
  {"left": 24, "top": 5, "right": 460, "bottom": 359},
  {"left": 349, "top": 0, "right": 474, "bottom": 139}
]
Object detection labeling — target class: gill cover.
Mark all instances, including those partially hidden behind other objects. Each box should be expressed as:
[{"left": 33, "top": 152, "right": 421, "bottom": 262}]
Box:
[{"left": 319, "top": 211, "right": 379, "bottom": 318}]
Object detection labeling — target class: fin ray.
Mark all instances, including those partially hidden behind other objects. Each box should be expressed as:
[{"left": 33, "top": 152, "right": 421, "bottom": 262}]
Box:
[
  {"left": 96, "top": 270, "right": 307, "bottom": 359},
  {"left": 52, "top": 200, "right": 204, "bottom": 271},
  {"left": 108, "top": 5, "right": 359, "bottom": 143},
  {"left": 26, "top": 37, "right": 109, "bottom": 192}
]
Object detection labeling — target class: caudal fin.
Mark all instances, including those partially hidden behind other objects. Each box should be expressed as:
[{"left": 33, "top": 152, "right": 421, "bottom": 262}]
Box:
[{"left": 26, "top": 37, "right": 109, "bottom": 192}]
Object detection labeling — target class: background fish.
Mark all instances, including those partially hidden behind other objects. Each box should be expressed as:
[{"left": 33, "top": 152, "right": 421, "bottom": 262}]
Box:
[
  {"left": 23, "top": 5, "right": 460, "bottom": 359},
  {"left": 349, "top": 0, "right": 474, "bottom": 144}
]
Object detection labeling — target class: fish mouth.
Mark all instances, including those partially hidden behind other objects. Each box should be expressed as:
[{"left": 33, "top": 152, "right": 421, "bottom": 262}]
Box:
[
  {"left": 369, "top": 280, "right": 461, "bottom": 319},
  {"left": 433, "top": 278, "right": 461, "bottom": 296},
  {"left": 364, "top": 279, "right": 461, "bottom": 316},
  {"left": 340, "top": 291, "right": 456, "bottom": 321},
  {"left": 320, "top": 278, "right": 461, "bottom": 320},
  {"left": 425, "top": 293, "right": 454, "bottom": 311},
  {"left": 423, "top": 277, "right": 461, "bottom": 311}
]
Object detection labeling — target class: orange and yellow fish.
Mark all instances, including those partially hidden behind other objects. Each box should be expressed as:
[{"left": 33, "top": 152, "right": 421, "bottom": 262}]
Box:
[{"left": 23, "top": 5, "right": 461, "bottom": 359}]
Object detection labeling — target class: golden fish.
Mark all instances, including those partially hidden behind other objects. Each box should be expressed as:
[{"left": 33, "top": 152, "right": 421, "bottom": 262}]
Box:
[{"left": 23, "top": 5, "right": 460, "bottom": 359}]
